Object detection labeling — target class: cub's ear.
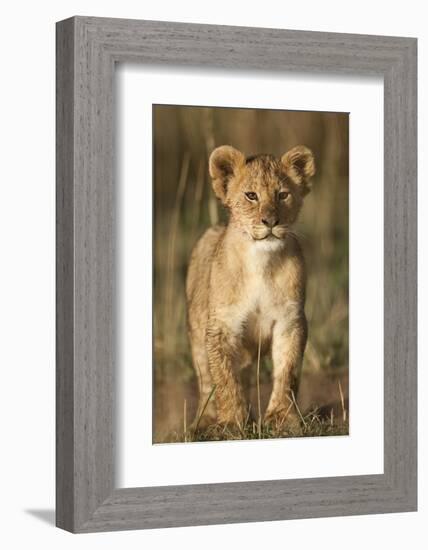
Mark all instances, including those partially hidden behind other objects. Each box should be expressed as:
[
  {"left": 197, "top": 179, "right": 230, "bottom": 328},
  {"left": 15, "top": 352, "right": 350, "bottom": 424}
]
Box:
[
  {"left": 281, "top": 146, "right": 315, "bottom": 196},
  {"left": 209, "top": 145, "right": 245, "bottom": 203}
]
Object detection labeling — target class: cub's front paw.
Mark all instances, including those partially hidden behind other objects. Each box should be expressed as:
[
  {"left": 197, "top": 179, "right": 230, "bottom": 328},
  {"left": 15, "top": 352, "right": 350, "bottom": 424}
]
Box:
[
  {"left": 217, "top": 407, "right": 249, "bottom": 431},
  {"left": 264, "top": 409, "right": 303, "bottom": 436}
]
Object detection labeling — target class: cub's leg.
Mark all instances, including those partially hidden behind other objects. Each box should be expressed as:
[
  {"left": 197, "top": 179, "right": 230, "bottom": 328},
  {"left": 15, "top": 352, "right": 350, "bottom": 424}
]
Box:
[
  {"left": 188, "top": 325, "right": 217, "bottom": 430},
  {"left": 265, "top": 311, "right": 307, "bottom": 431},
  {"left": 206, "top": 322, "right": 247, "bottom": 427}
]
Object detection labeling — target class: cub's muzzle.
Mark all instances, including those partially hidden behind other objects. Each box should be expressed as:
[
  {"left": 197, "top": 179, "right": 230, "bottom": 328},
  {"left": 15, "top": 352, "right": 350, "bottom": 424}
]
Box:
[{"left": 250, "top": 225, "right": 288, "bottom": 240}]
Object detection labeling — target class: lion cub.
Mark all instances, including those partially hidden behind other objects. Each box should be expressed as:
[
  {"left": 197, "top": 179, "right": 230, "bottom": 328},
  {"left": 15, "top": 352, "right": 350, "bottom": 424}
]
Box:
[{"left": 186, "top": 145, "right": 315, "bottom": 431}]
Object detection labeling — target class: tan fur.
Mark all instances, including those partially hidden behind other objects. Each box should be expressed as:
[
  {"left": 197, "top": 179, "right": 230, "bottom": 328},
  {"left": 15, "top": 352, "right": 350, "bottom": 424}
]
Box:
[{"left": 186, "top": 145, "right": 315, "bottom": 430}]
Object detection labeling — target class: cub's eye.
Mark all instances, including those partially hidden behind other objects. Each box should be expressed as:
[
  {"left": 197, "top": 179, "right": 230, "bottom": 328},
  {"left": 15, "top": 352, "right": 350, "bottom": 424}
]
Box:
[
  {"left": 245, "top": 192, "right": 258, "bottom": 201},
  {"left": 278, "top": 191, "right": 290, "bottom": 200}
]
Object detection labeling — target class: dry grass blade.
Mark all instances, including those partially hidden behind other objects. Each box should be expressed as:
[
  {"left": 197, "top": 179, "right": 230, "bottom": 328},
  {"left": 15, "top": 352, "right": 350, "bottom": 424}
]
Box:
[
  {"left": 235, "top": 415, "right": 245, "bottom": 438},
  {"left": 183, "top": 399, "right": 187, "bottom": 442},
  {"left": 276, "top": 401, "right": 294, "bottom": 431},
  {"left": 194, "top": 360, "right": 203, "bottom": 399},
  {"left": 193, "top": 384, "right": 217, "bottom": 433},
  {"left": 338, "top": 380, "right": 347, "bottom": 422},
  {"left": 244, "top": 404, "right": 252, "bottom": 430},
  {"left": 289, "top": 390, "right": 307, "bottom": 428},
  {"left": 256, "top": 324, "right": 262, "bottom": 439},
  {"left": 202, "top": 109, "right": 219, "bottom": 226},
  {"left": 191, "top": 160, "right": 205, "bottom": 237},
  {"left": 163, "top": 152, "right": 190, "bottom": 358}
]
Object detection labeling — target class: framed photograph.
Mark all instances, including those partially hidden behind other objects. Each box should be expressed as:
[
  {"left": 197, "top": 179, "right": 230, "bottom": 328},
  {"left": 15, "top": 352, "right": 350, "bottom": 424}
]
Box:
[
  {"left": 56, "top": 16, "right": 417, "bottom": 532},
  {"left": 151, "top": 104, "right": 349, "bottom": 446}
]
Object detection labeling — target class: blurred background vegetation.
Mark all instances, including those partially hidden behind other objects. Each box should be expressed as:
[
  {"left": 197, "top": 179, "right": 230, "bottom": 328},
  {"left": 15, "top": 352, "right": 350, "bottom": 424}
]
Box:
[{"left": 153, "top": 104, "right": 349, "bottom": 443}]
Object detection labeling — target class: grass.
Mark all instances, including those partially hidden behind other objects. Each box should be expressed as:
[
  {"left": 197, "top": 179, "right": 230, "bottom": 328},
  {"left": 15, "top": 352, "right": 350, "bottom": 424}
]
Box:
[
  {"left": 162, "top": 366, "right": 349, "bottom": 444},
  {"left": 164, "top": 407, "right": 349, "bottom": 444},
  {"left": 153, "top": 105, "right": 349, "bottom": 443}
]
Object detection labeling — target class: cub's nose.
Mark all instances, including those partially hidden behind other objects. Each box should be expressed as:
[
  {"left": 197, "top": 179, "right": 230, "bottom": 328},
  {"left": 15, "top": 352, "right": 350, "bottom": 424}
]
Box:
[{"left": 261, "top": 217, "right": 279, "bottom": 228}]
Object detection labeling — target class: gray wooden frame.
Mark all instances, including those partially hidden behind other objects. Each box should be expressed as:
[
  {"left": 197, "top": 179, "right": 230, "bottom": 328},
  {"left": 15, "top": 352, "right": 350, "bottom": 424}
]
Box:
[{"left": 56, "top": 16, "right": 417, "bottom": 533}]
